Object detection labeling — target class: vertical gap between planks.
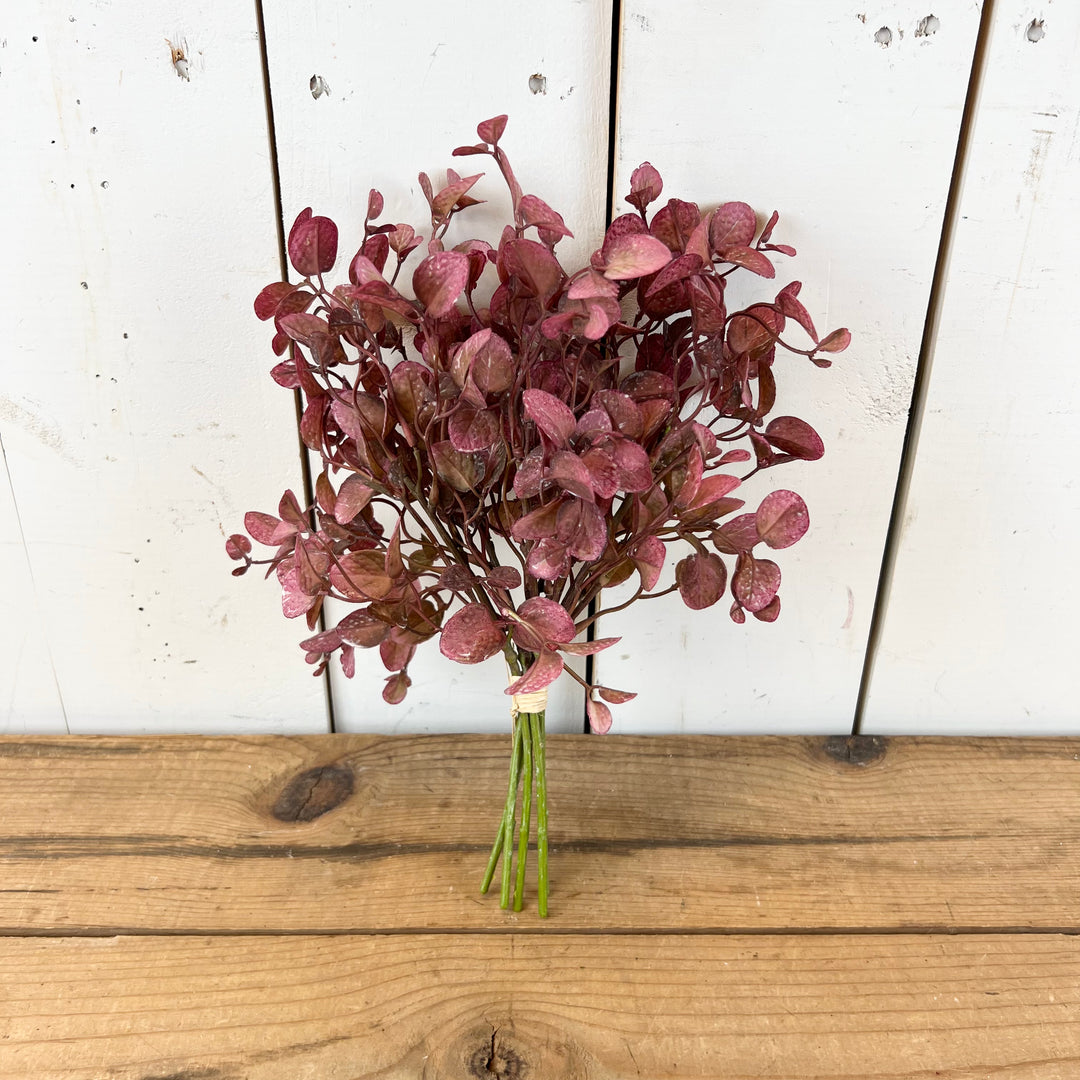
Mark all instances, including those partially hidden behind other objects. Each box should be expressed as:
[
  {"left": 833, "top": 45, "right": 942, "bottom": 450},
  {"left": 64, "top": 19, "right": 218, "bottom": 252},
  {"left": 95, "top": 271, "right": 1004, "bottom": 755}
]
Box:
[
  {"left": 584, "top": 0, "right": 624, "bottom": 733},
  {"left": 852, "top": 0, "right": 997, "bottom": 734},
  {"left": 254, "top": 0, "right": 336, "bottom": 733}
]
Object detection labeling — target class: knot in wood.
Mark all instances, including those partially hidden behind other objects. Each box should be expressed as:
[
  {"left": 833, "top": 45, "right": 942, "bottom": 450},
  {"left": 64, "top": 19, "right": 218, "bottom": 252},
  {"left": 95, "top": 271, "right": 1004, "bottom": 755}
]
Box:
[
  {"left": 272, "top": 763, "right": 354, "bottom": 822},
  {"left": 468, "top": 1028, "right": 526, "bottom": 1079},
  {"left": 822, "top": 735, "right": 887, "bottom": 767}
]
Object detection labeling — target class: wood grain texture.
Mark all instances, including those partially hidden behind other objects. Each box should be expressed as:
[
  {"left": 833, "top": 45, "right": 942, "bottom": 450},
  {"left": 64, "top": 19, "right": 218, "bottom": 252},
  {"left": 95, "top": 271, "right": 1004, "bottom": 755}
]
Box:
[
  {"left": 1, "top": 2, "right": 327, "bottom": 734},
  {"left": 599, "top": 2, "right": 982, "bottom": 732},
  {"left": 260, "top": 0, "right": 613, "bottom": 733},
  {"left": 2, "top": 932, "right": 1077, "bottom": 1079},
  {"left": 1, "top": 735, "right": 1077, "bottom": 932},
  {"left": 864, "top": 2, "right": 1080, "bottom": 733}
]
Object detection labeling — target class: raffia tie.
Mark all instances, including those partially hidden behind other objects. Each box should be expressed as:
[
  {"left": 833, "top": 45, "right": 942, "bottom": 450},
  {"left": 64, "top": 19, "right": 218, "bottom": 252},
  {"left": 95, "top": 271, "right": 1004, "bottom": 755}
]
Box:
[{"left": 507, "top": 664, "right": 548, "bottom": 718}]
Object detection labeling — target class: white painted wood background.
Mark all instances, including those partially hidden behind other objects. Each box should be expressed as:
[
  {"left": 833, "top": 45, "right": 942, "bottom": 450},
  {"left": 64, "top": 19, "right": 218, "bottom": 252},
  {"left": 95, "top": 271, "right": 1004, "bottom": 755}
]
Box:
[{"left": 3, "top": 1, "right": 1076, "bottom": 736}]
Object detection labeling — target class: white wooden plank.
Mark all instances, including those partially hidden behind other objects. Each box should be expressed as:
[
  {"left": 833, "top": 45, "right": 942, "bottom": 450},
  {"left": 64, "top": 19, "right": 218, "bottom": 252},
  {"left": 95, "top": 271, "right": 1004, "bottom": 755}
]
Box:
[
  {"left": 262, "top": 1, "right": 613, "bottom": 732},
  {"left": 1, "top": 2, "right": 327, "bottom": 733},
  {"left": 0, "top": 439, "right": 66, "bottom": 732},
  {"left": 864, "top": 2, "right": 1080, "bottom": 733},
  {"left": 596, "top": 1, "right": 981, "bottom": 733}
]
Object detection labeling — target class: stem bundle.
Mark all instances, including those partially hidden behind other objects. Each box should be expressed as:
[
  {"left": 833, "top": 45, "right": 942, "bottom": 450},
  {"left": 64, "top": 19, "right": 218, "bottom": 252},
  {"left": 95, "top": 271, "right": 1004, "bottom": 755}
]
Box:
[{"left": 480, "top": 709, "right": 548, "bottom": 916}]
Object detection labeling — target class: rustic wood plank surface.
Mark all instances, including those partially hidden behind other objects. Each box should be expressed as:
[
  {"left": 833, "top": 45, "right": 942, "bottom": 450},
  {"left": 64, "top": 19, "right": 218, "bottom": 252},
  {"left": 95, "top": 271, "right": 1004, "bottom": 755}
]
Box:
[
  {"left": 1, "top": 736, "right": 1077, "bottom": 933},
  {"left": 1, "top": 932, "right": 1077, "bottom": 1079},
  {"left": 3, "top": 735, "right": 1077, "bottom": 1077}
]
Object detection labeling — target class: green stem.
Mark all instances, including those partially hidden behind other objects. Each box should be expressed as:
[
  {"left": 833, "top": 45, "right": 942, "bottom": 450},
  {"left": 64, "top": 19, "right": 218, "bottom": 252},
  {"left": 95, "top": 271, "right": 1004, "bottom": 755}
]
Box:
[
  {"left": 481, "top": 715, "right": 522, "bottom": 897},
  {"left": 531, "top": 710, "right": 549, "bottom": 917},
  {"left": 513, "top": 713, "right": 534, "bottom": 911},
  {"left": 499, "top": 717, "right": 523, "bottom": 909}
]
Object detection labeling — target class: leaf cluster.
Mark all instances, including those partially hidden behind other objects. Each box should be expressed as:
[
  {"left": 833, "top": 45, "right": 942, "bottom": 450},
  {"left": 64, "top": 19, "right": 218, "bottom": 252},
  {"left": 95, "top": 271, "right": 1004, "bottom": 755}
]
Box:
[{"left": 228, "top": 116, "right": 849, "bottom": 727}]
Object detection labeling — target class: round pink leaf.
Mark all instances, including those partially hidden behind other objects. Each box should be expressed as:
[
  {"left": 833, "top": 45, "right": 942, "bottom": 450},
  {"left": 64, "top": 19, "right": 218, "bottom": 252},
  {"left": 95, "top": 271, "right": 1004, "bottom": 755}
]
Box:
[
  {"left": 756, "top": 490, "right": 809, "bottom": 550},
  {"left": 764, "top": 416, "right": 825, "bottom": 461},
  {"left": 601, "top": 233, "right": 673, "bottom": 280},
  {"left": 439, "top": 604, "right": 505, "bottom": 665},
  {"left": 586, "top": 697, "right": 613, "bottom": 734},
  {"left": 732, "top": 554, "right": 781, "bottom": 613},
  {"left": 676, "top": 552, "right": 728, "bottom": 611},
  {"left": 412, "top": 250, "right": 469, "bottom": 318}
]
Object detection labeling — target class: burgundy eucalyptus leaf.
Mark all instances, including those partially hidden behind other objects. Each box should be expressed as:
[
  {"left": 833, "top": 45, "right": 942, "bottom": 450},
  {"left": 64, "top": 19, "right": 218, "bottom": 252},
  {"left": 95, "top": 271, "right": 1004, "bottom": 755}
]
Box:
[
  {"left": 431, "top": 441, "right": 483, "bottom": 492},
  {"left": 632, "top": 536, "right": 666, "bottom": 591},
  {"left": 506, "top": 649, "right": 564, "bottom": 695},
  {"left": 817, "top": 327, "right": 852, "bottom": 353},
  {"left": 448, "top": 406, "right": 501, "bottom": 452},
  {"left": 245, "top": 511, "right": 291, "bottom": 547},
  {"left": 559, "top": 637, "right": 620, "bottom": 656},
  {"left": 500, "top": 238, "right": 563, "bottom": 300},
  {"left": 732, "top": 553, "right": 781, "bottom": 613},
  {"left": 439, "top": 603, "right": 505, "bottom": 664},
  {"left": 650, "top": 198, "right": 702, "bottom": 252},
  {"left": 764, "top": 416, "right": 825, "bottom": 461},
  {"left": 756, "top": 490, "right": 809, "bottom": 550},
  {"left": 338, "top": 609, "right": 390, "bottom": 648},
  {"left": 776, "top": 281, "right": 818, "bottom": 340},
  {"left": 477, "top": 114, "right": 508, "bottom": 144},
  {"left": 586, "top": 697, "right": 613, "bottom": 734},
  {"left": 288, "top": 208, "right": 338, "bottom": 277},
  {"left": 709, "top": 202, "right": 756, "bottom": 249},
  {"left": 438, "top": 565, "right": 477, "bottom": 590},
  {"left": 413, "top": 251, "right": 470, "bottom": 318},
  {"left": 718, "top": 245, "right": 775, "bottom": 278},
  {"left": 598, "top": 686, "right": 637, "bottom": 705},
  {"left": 711, "top": 513, "right": 761, "bottom": 555},
  {"left": 753, "top": 595, "right": 782, "bottom": 622},
  {"left": 382, "top": 671, "right": 411, "bottom": 704},
  {"left": 519, "top": 194, "right": 573, "bottom": 240},
  {"left": 486, "top": 566, "right": 522, "bottom": 590},
  {"left": 254, "top": 281, "right": 299, "bottom": 321},
  {"left": 225, "top": 534, "right": 251, "bottom": 560},
  {"left": 330, "top": 550, "right": 393, "bottom": 601},
  {"left": 600, "top": 233, "right": 673, "bottom": 280},
  {"left": 526, "top": 537, "right": 571, "bottom": 581},
  {"left": 548, "top": 450, "right": 595, "bottom": 501},
  {"left": 519, "top": 597, "right": 576, "bottom": 642},
  {"left": 523, "top": 388, "right": 576, "bottom": 447},
  {"left": 627, "top": 162, "right": 663, "bottom": 213},
  {"left": 675, "top": 552, "right": 728, "bottom": 610}
]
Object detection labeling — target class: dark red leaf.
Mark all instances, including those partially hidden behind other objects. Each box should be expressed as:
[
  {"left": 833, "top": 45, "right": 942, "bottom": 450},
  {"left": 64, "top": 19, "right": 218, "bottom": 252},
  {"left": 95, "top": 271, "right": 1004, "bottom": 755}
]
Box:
[
  {"left": 287, "top": 208, "right": 338, "bottom": 277},
  {"left": 598, "top": 686, "right": 637, "bottom": 704},
  {"left": 413, "top": 251, "right": 469, "bottom": 318},
  {"left": 732, "top": 554, "right": 781, "bottom": 613},
  {"left": 764, "top": 416, "right": 825, "bottom": 461},
  {"left": 718, "top": 245, "right": 775, "bottom": 278},
  {"left": 439, "top": 603, "right": 505, "bottom": 664},
  {"left": 709, "top": 202, "right": 756, "bottom": 249},
  {"left": 337, "top": 609, "right": 389, "bottom": 648},
  {"left": 383, "top": 671, "right": 411, "bottom": 704},
  {"left": 477, "top": 115, "right": 508, "bottom": 144},
  {"left": 756, "top": 490, "right": 809, "bottom": 550},
  {"left": 486, "top": 566, "right": 522, "bottom": 590},
  {"left": 676, "top": 552, "right": 728, "bottom": 610},
  {"left": 449, "top": 406, "right": 501, "bottom": 452},
  {"left": 711, "top": 513, "right": 761, "bottom": 555},
  {"left": 586, "top": 697, "right": 613, "bottom": 734},
  {"left": 817, "top": 327, "right": 851, "bottom": 353},
  {"left": 753, "top": 595, "right": 781, "bottom": 622},
  {"left": 506, "top": 649, "right": 564, "bottom": 696},
  {"left": 627, "top": 162, "right": 663, "bottom": 213},
  {"left": 523, "top": 388, "right": 576, "bottom": 447}
]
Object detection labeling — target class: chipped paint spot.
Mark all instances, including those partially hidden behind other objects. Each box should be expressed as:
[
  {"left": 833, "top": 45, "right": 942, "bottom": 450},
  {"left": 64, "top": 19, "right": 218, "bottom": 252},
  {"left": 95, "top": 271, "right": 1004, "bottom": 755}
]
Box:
[
  {"left": 1025, "top": 18, "right": 1045, "bottom": 43},
  {"left": 528, "top": 73, "right": 547, "bottom": 95},
  {"left": 166, "top": 38, "right": 190, "bottom": 81},
  {"left": 309, "top": 74, "right": 330, "bottom": 99},
  {"left": 915, "top": 14, "right": 940, "bottom": 37},
  {"left": 874, "top": 26, "right": 893, "bottom": 47}
]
